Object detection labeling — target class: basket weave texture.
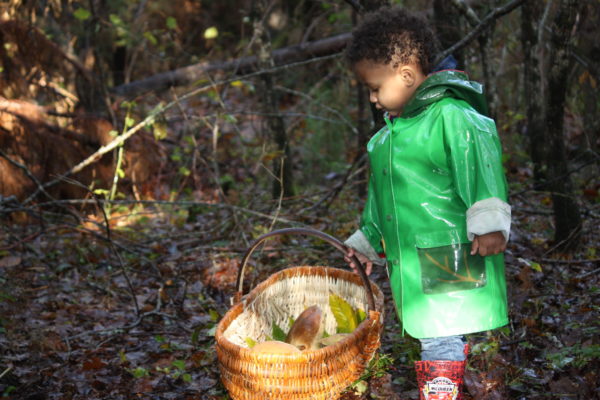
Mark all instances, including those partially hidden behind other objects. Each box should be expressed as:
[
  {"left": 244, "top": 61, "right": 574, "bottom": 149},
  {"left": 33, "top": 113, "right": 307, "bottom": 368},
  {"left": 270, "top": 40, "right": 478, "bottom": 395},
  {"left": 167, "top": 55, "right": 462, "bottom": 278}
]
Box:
[{"left": 215, "top": 266, "right": 384, "bottom": 400}]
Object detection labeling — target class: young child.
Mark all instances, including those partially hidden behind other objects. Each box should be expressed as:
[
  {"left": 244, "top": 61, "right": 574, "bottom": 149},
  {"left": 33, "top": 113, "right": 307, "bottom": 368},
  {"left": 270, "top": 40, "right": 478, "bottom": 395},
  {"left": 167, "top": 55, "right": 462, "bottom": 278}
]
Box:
[{"left": 344, "top": 6, "right": 511, "bottom": 399}]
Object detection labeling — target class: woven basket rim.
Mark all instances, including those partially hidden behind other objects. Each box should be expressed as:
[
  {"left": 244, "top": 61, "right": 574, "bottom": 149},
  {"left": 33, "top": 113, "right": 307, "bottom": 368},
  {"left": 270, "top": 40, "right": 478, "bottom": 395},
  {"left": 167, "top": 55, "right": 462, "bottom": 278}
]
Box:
[{"left": 215, "top": 265, "right": 383, "bottom": 362}]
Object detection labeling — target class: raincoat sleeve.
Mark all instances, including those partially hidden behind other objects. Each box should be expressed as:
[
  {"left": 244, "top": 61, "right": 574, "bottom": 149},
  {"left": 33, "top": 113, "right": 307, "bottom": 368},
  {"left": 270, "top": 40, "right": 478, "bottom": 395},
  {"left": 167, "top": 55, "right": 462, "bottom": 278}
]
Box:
[
  {"left": 345, "top": 173, "right": 386, "bottom": 265},
  {"left": 443, "top": 102, "right": 511, "bottom": 241}
]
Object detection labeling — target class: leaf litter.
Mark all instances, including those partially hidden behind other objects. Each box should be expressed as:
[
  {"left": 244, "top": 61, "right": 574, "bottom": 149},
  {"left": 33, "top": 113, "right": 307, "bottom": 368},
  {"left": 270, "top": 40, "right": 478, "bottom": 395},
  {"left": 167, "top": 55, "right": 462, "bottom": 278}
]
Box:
[{"left": 0, "top": 178, "right": 598, "bottom": 400}]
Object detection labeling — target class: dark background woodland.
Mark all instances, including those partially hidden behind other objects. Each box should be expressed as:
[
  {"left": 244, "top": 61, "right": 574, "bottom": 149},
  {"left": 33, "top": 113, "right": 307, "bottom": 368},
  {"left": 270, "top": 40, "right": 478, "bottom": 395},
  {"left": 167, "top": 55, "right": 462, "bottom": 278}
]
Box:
[{"left": 0, "top": 0, "right": 598, "bottom": 399}]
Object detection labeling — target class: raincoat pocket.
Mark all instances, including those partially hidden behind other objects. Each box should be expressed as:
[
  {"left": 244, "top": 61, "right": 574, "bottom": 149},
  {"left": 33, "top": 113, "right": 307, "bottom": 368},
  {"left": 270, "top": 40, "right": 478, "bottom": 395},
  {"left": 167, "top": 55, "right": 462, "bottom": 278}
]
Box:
[{"left": 415, "top": 230, "right": 486, "bottom": 295}]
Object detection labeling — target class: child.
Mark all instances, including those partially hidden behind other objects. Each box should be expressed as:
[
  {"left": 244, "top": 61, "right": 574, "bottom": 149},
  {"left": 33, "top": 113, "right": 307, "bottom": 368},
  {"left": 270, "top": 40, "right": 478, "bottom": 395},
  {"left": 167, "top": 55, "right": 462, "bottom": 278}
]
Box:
[{"left": 344, "top": 6, "right": 511, "bottom": 399}]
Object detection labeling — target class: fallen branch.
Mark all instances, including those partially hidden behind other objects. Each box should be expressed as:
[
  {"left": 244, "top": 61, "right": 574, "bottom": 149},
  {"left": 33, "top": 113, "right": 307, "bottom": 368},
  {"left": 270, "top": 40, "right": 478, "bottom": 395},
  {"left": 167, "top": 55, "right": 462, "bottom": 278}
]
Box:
[{"left": 112, "top": 33, "right": 351, "bottom": 98}]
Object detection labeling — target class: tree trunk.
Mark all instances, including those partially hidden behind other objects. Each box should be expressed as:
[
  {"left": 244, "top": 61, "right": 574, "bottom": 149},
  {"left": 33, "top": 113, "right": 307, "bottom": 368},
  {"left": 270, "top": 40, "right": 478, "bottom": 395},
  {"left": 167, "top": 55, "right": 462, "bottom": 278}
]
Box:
[
  {"left": 449, "top": 0, "right": 499, "bottom": 118},
  {"left": 356, "top": 71, "right": 368, "bottom": 199},
  {"left": 262, "top": 72, "right": 295, "bottom": 199},
  {"left": 352, "top": 2, "right": 388, "bottom": 197},
  {"left": 577, "top": 0, "right": 600, "bottom": 159},
  {"left": 477, "top": 28, "right": 497, "bottom": 119},
  {"left": 75, "top": 1, "right": 108, "bottom": 115},
  {"left": 253, "top": 5, "right": 295, "bottom": 200},
  {"left": 434, "top": 0, "right": 465, "bottom": 69},
  {"left": 521, "top": 0, "right": 547, "bottom": 185},
  {"left": 546, "top": 0, "right": 582, "bottom": 249}
]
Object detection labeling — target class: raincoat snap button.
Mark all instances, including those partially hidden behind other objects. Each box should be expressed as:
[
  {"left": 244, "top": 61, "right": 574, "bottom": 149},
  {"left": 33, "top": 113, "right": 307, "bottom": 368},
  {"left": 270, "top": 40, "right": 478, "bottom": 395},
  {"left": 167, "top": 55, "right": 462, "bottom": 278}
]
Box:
[
  {"left": 386, "top": 214, "right": 392, "bottom": 221},
  {"left": 382, "top": 168, "right": 388, "bottom": 175}
]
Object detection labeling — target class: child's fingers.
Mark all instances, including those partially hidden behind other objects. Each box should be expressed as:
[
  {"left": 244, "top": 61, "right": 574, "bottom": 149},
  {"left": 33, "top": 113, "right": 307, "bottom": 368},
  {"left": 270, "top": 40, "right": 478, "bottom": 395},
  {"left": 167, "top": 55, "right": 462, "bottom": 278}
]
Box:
[{"left": 470, "top": 237, "right": 479, "bottom": 255}]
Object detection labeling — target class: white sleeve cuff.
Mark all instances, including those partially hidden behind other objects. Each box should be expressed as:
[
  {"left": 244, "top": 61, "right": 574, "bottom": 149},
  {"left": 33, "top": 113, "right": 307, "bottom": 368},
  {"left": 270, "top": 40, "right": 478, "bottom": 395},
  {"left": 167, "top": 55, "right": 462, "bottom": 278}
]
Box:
[
  {"left": 466, "top": 197, "right": 511, "bottom": 242},
  {"left": 344, "top": 230, "right": 386, "bottom": 266}
]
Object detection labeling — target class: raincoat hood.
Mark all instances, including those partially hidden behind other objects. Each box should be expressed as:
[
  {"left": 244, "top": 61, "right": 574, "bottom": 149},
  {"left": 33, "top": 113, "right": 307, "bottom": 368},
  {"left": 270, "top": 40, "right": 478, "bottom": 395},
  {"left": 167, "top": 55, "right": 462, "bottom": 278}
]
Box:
[{"left": 402, "top": 70, "right": 489, "bottom": 118}]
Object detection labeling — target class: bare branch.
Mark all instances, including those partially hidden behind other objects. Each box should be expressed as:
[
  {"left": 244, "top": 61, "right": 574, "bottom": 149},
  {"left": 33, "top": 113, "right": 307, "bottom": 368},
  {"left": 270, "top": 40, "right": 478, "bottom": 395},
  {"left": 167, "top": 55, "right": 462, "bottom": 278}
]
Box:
[
  {"left": 0, "top": 149, "right": 56, "bottom": 202},
  {"left": 449, "top": 0, "right": 481, "bottom": 26},
  {"left": 112, "top": 33, "right": 351, "bottom": 98},
  {"left": 435, "top": 0, "right": 526, "bottom": 66}
]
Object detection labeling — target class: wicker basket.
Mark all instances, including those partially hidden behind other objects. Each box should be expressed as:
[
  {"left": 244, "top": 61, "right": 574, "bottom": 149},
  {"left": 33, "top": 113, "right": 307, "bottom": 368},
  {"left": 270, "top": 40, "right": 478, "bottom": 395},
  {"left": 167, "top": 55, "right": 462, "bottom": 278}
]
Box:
[{"left": 215, "top": 228, "right": 384, "bottom": 400}]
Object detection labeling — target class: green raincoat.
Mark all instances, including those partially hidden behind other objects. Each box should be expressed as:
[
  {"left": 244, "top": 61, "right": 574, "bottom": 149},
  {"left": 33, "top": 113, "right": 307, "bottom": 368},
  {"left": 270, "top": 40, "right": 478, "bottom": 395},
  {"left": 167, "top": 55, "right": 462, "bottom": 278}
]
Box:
[{"left": 359, "top": 70, "right": 509, "bottom": 339}]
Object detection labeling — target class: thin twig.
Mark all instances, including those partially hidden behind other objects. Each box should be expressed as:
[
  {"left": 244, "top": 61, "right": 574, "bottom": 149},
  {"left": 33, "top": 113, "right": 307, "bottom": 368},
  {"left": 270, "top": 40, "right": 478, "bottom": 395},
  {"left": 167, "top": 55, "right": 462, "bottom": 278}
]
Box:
[
  {"left": 434, "top": 0, "right": 526, "bottom": 65},
  {"left": 577, "top": 267, "right": 600, "bottom": 279},
  {"left": 0, "top": 366, "right": 12, "bottom": 380},
  {"left": 198, "top": 83, "right": 248, "bottom": 245},
  {"left": 449, "top": 0, "right": 481, "bottom": 26},
  {"left": 58, "top": 176, "right": 140, "bottom": 316},
  {"left": 541, "top": 221, "right": 583, "bottom": 256},
  {"left": 66, "top": 310, "right": 178, "bottom": 341},
  {"left": 509, "top": 153, "right": 599, "bottom": 198},
  {"left": 0, "top": 150, "right": 82, "bottom": 223},
  {"left": 300, "top": 157, "right": 366, "bottom": 213},
  {"left": 274, "top": 85, "right": 358, "bottom": 134},
  {"left": 424, "top": 252, "right": 480, "bottom": 283},
  {"left": 0, "top": 149, "right": 55, "bottom": 202},
  {"left": 268, "top": 156, "right": 286, "bottom": 232},
  {"left": 541, "top": 258, "right": 600, "bottom": 265}
]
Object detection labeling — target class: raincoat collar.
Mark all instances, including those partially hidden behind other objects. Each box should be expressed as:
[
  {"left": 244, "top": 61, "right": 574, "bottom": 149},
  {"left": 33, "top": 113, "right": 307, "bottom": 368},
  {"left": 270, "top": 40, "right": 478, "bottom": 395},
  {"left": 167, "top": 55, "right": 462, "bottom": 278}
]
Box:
[{"left": 397, "top": 70, "right": 489, "bottom": 120}]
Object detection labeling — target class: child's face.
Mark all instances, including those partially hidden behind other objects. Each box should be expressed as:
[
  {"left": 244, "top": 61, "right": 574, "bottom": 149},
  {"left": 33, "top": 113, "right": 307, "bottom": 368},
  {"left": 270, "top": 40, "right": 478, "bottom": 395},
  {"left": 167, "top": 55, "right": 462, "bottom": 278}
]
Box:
[{"left": 354, "top": 60, "right": 426, "bottom": 117}]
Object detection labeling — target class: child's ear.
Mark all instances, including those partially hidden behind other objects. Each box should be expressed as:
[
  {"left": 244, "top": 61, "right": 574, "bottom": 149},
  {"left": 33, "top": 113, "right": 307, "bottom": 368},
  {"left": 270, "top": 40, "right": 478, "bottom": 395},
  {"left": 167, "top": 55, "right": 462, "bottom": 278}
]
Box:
[{"left": 398, "top": 65, "right": 419, "bottom": 87}]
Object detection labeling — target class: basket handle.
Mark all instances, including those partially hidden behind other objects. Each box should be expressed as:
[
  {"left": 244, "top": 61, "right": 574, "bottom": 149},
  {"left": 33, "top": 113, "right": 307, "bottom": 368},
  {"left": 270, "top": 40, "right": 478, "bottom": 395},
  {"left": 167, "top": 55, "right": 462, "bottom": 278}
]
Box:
[{"left": 235, "top": 227, "right": 376, "bottom": 312}]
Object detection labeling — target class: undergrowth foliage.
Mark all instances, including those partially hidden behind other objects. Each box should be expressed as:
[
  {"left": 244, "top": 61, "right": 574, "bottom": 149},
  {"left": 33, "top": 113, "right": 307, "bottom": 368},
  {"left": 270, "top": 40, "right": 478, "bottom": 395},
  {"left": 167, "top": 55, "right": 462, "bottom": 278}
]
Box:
[{"left": 0, "top": 0, "right": 599, "bottom": 399}]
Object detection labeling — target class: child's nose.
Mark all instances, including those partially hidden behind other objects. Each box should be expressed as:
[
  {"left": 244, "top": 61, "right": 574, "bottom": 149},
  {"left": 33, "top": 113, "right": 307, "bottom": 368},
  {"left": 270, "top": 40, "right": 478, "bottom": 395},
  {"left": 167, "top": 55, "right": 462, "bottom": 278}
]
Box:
[{"left": 369, "top": 91, "right": 377, "bottom": 103}]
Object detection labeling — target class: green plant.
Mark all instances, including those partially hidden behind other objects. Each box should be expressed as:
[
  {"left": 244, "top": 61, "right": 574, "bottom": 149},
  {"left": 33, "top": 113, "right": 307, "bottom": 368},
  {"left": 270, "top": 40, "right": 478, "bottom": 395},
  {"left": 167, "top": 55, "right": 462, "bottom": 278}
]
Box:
[
  {"left": 346, "top": 353, "right": 394, "bottom": 395},
  {"left": 545, "top": 344, "right": 600, "bottom": 370}
]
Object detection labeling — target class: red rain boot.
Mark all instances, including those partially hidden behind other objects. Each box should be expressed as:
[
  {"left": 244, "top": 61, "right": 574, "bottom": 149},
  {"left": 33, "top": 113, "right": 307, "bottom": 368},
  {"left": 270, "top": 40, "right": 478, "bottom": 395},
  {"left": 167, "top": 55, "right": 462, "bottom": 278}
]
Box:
[{"left": 414, "top": 345, "right": 468, "bottom": 400}]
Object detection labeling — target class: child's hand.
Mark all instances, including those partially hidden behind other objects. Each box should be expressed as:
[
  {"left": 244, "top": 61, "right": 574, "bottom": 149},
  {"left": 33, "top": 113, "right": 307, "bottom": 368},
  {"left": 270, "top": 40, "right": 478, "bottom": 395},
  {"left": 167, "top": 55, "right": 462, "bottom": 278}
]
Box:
[
  {"left": 470, "top": 231, "right": 506, "bottom": 256},
  {"left": 344, "top": 248, "right": 373, "bottom": 276}
]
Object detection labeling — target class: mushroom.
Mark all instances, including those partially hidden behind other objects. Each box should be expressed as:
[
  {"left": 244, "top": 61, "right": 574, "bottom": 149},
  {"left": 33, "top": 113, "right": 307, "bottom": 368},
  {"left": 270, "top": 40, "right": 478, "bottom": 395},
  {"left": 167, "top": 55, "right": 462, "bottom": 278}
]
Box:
[
  {"left": 285, "top": 305, "right": 324, "bottom": 351},
  {"left": 250, "top": 340, "right": 301, "bottom": 354}
]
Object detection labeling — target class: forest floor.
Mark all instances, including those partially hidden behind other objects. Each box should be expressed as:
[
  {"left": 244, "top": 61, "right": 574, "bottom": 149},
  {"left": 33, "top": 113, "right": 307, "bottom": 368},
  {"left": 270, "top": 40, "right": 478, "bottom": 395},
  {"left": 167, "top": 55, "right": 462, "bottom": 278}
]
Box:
[{"left": 0, "top": 186, "right": 599, "bottom": 400}]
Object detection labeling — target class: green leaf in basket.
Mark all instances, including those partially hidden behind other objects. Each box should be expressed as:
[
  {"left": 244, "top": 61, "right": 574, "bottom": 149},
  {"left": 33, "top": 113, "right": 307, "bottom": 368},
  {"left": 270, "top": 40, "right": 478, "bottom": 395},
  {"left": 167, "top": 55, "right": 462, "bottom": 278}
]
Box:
[
  {"left": 329, "top": 293, "right": 359, "bottom": 334},
  {"left": 357, "top": 308, "right": 367, "bottom": 323},
  {"left": 272, "top": 322, "right": 287, "bottom": 342},
  {"left": 245, "top": 337, "right": 257, "bottom": 348}
]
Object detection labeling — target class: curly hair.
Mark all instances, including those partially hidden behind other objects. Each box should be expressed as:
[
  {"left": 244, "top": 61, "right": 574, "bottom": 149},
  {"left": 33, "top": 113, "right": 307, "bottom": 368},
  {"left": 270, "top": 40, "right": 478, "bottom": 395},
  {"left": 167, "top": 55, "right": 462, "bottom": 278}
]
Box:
[{"left": 346, "top": 6, "right": 438, "bottom": 74}]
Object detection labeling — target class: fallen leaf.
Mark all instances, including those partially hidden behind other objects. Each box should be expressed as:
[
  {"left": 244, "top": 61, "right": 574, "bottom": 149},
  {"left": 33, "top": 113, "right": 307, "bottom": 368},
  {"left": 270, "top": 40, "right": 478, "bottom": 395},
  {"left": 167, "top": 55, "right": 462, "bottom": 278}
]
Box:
[
  {"left": 0, "top": 255, "right": 21, "bottom": 268},
  {"left": 82, "top": 356, "right": 107, "bottom": 371}
]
